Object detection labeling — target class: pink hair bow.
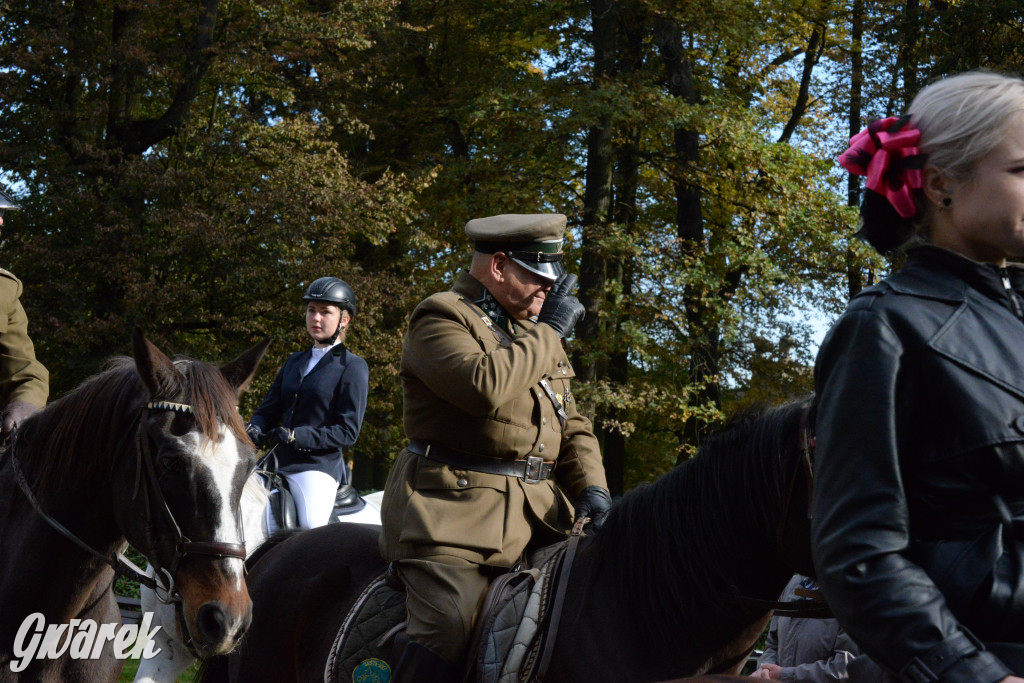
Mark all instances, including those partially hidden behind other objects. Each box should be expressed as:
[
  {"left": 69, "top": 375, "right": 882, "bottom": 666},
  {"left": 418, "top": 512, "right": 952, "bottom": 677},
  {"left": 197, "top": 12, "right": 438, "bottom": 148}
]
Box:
[{"left": 839, "top": 116, "right": 924, "bottom": 219}]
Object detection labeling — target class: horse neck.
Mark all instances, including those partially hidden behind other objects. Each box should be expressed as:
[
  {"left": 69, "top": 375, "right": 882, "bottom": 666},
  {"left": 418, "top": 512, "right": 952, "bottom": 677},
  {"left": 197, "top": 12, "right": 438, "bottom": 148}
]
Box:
[
  {"left": 0, "top": 392, "right": 136, "bottom": 615},
  {"left": 19, "top": 385, "right": 138, "bottom": 503},
  {"left": 0, "top": 464, "right": 123, "bottom": 636},
  {"left": 587, "top": 445, "right": 797, "bottom": 667}
]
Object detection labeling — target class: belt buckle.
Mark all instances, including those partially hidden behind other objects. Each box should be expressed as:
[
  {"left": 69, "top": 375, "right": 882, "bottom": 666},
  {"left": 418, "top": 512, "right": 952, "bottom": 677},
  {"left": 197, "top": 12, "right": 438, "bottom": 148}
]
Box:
[{"left": 524, "top": 455, "right": 544, "bottom": 484}]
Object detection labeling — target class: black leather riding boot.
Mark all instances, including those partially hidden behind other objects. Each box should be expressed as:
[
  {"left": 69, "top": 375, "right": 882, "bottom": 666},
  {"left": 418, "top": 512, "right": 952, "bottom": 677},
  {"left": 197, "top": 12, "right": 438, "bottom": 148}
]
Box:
[{"left": 391, "top": 640, "right": 461, "bottom": 683}]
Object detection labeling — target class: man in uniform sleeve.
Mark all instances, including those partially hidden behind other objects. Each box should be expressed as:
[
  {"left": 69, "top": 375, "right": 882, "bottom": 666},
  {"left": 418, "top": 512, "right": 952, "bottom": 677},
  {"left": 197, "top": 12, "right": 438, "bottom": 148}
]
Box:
[
  {"left": 379, "top": 213, "right": 612, "bottom": 682},
  {"left": 0, "top": 188, "right": 48, "bottom": 439}
]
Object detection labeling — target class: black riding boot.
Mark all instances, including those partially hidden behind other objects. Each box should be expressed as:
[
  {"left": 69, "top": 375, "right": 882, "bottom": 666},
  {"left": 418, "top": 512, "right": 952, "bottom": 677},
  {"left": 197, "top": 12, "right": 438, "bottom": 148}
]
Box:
[{"left": 391, "top": 640, "right": 461, "bottom": 683}]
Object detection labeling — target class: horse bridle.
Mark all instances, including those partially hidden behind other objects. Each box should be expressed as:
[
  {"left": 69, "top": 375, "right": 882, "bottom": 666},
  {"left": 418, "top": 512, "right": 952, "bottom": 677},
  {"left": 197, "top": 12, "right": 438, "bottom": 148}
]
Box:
[{"left": 9, "top": 400, "right": 247, "bottom": 605}]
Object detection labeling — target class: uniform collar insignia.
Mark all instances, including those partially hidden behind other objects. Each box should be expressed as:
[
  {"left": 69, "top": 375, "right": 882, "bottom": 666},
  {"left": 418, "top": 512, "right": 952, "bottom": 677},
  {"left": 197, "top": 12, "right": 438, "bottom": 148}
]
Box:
[{"left": 475, "top": 288, "right": 518, "bottom": 336}]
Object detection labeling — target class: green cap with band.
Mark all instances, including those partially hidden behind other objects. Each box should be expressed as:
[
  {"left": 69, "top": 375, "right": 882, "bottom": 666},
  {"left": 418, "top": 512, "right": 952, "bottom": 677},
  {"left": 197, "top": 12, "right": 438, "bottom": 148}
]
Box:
[{"left": 465, "top": 213, "right": 566, "bottom": 281}]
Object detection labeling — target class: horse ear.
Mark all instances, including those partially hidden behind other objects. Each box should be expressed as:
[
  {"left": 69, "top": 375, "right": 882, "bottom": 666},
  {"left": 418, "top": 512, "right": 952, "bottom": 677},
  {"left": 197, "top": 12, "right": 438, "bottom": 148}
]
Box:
[
  {"left": 220, "top": 336, "right": 272, "bottom": 396},
  {"left": 132, "top": 326, "right": 182, "bottom": 399}
]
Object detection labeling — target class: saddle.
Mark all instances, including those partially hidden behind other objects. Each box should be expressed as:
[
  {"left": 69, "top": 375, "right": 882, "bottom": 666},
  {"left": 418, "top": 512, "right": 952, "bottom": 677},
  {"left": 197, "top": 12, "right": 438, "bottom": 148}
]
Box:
[
  {"left": 260, "top": 467, "right": 368, "bottom": 531},
  {"left": 325, "top": 534, "right": 581, "bottom": 683}
]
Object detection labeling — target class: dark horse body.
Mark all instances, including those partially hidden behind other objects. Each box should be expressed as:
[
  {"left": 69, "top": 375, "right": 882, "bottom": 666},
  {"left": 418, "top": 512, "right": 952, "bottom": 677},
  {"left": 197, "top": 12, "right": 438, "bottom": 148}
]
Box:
[
  {"left": 0, "top": 329, "right": 269, "bottom": 682},
  {"left": 203, "top": 399, "right": 814, "bottom": 682}
]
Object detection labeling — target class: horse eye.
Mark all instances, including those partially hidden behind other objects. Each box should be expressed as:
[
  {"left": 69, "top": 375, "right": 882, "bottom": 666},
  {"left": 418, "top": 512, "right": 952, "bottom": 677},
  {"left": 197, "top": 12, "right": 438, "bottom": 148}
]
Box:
[{"left": 157, "top": 451, "right": 183, "bottom": 472}]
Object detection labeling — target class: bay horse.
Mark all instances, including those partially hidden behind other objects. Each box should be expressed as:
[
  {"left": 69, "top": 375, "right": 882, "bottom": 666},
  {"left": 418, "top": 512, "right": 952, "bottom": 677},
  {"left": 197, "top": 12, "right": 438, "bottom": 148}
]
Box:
[
  {"left": 134, "top": 487, "right": 384, "bottom": 683},
  {"left": 200, "top": 398, "right": 815, "bottom": 682},
  {"left": 0, "top": 328, "right": 270, "bottom": 682}
]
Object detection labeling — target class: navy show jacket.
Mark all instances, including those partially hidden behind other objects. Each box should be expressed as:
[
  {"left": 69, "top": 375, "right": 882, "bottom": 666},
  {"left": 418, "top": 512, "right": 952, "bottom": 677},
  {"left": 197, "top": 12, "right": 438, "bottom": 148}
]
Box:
[{"left": 249, "top": 343, "right": 369, "bottom": 483}]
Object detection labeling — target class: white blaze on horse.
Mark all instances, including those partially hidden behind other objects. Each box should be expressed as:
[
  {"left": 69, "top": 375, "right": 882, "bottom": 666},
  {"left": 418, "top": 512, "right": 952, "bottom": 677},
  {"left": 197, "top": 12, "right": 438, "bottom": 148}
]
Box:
[
  {"left": 0, "top": 329, "right": 270, "bottom": 682},
  {"left": 133, "top": 478, "right": 382, "bottom": 683}
]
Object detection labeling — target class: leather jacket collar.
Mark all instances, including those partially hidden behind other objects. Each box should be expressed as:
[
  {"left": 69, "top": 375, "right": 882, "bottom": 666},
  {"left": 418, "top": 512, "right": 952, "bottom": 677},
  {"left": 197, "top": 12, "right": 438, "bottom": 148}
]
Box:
[{"left": 873, "top": 245, "right": 1024, "bottom": 305}]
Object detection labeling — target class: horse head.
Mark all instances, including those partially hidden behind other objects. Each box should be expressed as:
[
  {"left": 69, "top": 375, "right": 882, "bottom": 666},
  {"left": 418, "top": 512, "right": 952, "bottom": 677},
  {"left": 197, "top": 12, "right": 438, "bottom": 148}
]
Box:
[{"left": 113, "top": 328, "right": 270, "bottom": 657}]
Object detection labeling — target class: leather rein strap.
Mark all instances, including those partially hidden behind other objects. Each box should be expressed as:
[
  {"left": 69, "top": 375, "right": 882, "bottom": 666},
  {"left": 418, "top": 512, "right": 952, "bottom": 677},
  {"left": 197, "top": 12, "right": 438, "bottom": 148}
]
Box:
[
  {"left": 10, "top": 400, "right": 246, "bottom": 605},
  {"left": 535, "top": 516, "right": 588, "bottom": 681}
]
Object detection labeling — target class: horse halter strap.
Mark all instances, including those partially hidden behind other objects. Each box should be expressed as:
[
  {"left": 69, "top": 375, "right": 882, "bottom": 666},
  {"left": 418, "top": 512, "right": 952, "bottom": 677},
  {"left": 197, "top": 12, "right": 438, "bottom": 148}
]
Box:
[{"left": 135, "top": 401, "right": 247, "bottom": 602}]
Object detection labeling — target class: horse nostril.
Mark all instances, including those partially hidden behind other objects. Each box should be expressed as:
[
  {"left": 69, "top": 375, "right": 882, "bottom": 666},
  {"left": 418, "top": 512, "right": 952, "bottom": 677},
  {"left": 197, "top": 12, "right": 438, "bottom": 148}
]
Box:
[{"left": 195, "top": 601, "right": 230, "bottom": 644}]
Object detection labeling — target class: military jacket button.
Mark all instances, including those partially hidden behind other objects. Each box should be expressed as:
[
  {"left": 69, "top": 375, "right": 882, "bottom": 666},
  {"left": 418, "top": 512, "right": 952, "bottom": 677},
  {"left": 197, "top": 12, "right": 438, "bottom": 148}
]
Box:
[
  {"left": 457, "top": 477, "right": 468, "bottom": 488},
  {"left": 1015, "top": 415, "right": 1024, "bottom": 434},
  {"left": 538, "top": 443, "right": 546, "bottom": 452},
  {"left": 542, "top": 417, "right": 547, "bottom": 426}
]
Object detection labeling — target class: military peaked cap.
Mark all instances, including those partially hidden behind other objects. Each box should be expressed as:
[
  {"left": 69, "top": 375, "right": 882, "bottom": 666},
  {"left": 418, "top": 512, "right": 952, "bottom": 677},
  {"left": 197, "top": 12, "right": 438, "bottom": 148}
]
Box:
[
  {"left": 465, "top": 213, "right": 566, "bottom": 281},
  {"left": 0, "top": 187, "right": 20, "bottom": 212}
]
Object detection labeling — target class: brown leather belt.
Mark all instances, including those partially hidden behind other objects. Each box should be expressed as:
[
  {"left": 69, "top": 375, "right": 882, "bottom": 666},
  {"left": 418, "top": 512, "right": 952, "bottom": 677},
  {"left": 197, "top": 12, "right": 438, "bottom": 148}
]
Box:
[{"left": 407, "top": 440, "right": 554, "bottom": 484}]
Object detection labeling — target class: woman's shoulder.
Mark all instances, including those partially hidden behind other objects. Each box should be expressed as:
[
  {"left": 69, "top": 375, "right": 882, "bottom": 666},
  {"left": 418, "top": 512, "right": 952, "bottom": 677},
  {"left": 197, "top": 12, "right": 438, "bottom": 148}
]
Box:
[
  {"left": 848, "top": 256, "right": 967, "bottom": 312},
  {"left": 333, "top": 345, "right": 369, "bottom": 373},
  {"left": 827, "top": 270, "right": 964, "bottom": 354}
]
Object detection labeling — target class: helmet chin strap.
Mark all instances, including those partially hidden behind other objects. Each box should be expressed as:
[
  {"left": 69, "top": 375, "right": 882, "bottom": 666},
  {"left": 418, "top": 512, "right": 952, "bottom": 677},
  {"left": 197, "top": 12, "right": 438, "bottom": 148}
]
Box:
[
  {"left": 310, "top": 321, "right": 343, "bottom": 347},
  {"left": 328, "top": 321, "right": 343, "bottom": 345}
]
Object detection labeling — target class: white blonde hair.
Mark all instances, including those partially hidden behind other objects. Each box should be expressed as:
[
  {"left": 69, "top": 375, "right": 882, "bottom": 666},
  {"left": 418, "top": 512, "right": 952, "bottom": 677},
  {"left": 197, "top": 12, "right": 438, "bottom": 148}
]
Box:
[{"left": 909, "top": 71, "right": 1024, "bottom": 181}]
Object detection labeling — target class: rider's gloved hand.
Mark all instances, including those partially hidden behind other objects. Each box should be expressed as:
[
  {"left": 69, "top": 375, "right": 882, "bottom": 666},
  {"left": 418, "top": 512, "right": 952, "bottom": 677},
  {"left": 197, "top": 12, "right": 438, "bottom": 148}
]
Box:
[
  {"left": 574, "top": 486, "right": 612, "bottom": 533},
  {"left": 1, "top": 400, "right": 38, "bottom": 439},
  {"left": 245, "top": 423, "right": 265, "bottom": 446},
  {"left": 537, "top": 273, "right": 585, "bottom": 339},
  {"left": 268, "top": 426, "right": 295, "bottom": 445}
]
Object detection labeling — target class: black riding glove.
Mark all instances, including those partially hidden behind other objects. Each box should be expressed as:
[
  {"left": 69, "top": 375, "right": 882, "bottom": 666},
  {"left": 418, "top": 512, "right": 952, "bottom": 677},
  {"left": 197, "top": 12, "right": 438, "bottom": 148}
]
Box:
[
  {"left": 537, "top": 273, "right": 585, "bottom": 338},
  {"left": 245, "top": 423, "right": 266, "bottom": 446},
  {"left": 1, "top": 400, "right": 38, "bottom": 439},
  {"left": 574, "top": 486, "right": 612, "bottom": 532},
  {"left": 268, "top": 426, "right": 295, "bottom": 445}
]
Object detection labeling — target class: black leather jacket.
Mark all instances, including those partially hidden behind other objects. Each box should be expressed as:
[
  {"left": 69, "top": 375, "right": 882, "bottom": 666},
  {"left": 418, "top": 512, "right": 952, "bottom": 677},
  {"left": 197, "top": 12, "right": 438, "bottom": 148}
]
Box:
[{"left": 812, "top": 245, "right": 1024, "bottom": 683}]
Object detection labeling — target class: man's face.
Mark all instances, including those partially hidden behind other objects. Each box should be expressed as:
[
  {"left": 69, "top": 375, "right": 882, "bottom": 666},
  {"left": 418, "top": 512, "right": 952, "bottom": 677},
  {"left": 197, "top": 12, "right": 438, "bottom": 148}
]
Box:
[{"left": 492, "top": 256, "right": 553, "bottom": 320}]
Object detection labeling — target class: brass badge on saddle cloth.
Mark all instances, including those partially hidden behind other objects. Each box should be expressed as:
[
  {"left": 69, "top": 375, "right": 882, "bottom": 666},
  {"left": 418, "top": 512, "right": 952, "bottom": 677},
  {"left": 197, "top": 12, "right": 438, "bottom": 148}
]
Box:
[
  {"left": 352, "top": 657, "right": 390, "bottom": 682},
  {"left": 324, "top": 572, "right": 406, "bottom": 683}
]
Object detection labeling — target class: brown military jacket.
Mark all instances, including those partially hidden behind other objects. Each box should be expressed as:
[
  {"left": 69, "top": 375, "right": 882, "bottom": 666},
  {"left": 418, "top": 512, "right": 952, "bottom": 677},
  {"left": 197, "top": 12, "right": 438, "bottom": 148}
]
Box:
[
  {"left": 0, "top": 269, "right": 47, "bottom": 409},
  {"left": 380, "top": 271, "right": 607, "bottom": 566}
]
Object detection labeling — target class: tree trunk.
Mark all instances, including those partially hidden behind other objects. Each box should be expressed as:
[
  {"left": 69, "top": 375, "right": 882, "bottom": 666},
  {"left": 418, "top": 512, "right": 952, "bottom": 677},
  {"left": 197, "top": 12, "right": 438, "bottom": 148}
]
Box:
[
  {"left": 898, "top": 0, "right": 920, "bottom": 108},
  {"left": 598, "top": 1, "right": 644, "bottom": 495},
  {"left": 846, "top": 0, "right": 866, "bottom": 298},
  {"left": 574, "top": 0, "right": 617, "bottom": 394},
  {"left": 656, "top": 19, "right": 714, "bottom": 463},
  {"left": 778, "top": 23, "right": 825, "bottom": 144}
]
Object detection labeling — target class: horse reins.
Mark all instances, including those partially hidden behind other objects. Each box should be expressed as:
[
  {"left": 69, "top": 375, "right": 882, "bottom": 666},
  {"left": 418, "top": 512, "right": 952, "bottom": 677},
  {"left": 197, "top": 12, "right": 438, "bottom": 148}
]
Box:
[{"left": 9, "top": 400, "right": 247, "bottom": 605}]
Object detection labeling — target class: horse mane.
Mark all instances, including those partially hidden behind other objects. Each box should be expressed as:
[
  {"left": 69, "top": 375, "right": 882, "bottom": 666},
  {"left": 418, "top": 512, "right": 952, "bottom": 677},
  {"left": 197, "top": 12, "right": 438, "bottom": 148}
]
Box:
[
  {"left": 16, "top": 354, "right": 248, "bottom": 500},
  {"left": 592, "top": 397, "right": 812, "bottom": 652}
]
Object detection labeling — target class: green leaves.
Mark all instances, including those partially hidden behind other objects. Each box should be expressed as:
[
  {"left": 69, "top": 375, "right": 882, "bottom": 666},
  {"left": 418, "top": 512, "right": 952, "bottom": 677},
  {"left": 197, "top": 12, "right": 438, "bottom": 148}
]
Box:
[{"left": 4, "top": 0, "right": 1015, "bottom": 491}]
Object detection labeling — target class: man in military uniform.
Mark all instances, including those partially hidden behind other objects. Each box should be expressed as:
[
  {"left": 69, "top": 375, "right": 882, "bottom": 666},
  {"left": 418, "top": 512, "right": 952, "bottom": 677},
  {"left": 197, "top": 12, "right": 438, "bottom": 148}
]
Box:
[
  {"left": 0, "top": 188, "right": 47, "bottom": 440},
  {"left": 380, "top": 213, "right": 612, "bottom": 682}
]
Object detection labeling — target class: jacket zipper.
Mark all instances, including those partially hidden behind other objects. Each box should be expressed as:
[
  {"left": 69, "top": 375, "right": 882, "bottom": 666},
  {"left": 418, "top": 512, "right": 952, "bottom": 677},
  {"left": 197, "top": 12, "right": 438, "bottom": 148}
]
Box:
[{"left": 1000, "top": 267, "right": 1024, "bottom": 322}]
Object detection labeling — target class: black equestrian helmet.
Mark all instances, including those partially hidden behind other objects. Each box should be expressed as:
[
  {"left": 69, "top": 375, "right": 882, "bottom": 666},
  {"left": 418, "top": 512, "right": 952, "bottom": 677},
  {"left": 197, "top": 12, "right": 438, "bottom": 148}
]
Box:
[{"left": 303, "top": 277, "right": 357, "bottom": 316}]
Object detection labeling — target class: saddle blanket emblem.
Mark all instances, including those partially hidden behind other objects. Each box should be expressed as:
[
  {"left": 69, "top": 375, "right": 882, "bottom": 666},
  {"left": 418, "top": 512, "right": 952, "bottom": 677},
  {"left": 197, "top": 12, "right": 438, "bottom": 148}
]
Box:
[
  {"left": 325, "top": 546, "right": 565, "bottom": 683},
  {"left": 352, "top": 657, "right": 390, "bottom": 683}
]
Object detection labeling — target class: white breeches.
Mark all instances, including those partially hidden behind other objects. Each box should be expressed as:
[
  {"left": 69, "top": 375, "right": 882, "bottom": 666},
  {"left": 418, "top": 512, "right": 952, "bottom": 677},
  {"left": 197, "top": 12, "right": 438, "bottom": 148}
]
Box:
[{"left": 265, "top": 469, "right": 338, "bottom": 530}]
